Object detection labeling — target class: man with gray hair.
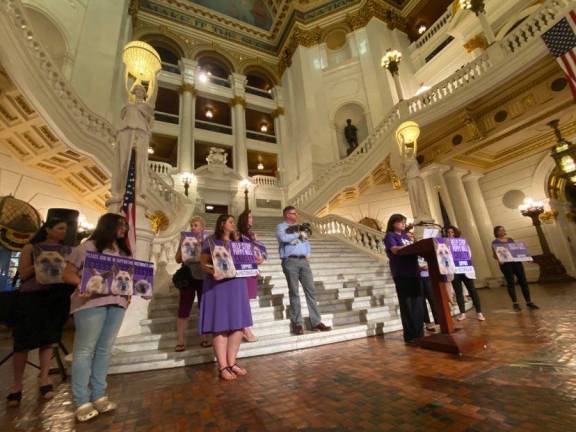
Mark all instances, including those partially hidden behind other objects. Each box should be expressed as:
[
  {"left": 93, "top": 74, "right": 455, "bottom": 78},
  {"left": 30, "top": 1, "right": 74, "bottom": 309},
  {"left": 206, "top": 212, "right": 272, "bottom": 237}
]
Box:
[{"left": 276, "top": 206, "right": 331, "bottom": 335}]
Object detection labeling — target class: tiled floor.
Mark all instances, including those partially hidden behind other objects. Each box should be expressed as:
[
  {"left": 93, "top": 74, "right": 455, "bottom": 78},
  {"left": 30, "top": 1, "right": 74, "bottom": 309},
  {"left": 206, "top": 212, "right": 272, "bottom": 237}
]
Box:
[{"left": 2, "top": 283, "right": 576, "bottom": 431}]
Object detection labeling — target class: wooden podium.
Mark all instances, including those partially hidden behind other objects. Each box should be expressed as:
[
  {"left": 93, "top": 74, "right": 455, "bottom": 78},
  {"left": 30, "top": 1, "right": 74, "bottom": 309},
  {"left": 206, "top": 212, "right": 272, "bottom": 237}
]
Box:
[{"left": 397, "top": 238, "right": 487, "bottom": 355}]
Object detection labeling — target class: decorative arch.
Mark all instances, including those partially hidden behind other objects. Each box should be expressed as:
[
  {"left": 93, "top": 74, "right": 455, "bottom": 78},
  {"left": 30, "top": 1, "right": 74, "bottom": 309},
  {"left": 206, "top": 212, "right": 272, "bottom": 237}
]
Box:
[
  {"left": 241, "top": 63, "right": 279, "bottom": 86},
  {"left": 495, "top": 4, "right": 541, "bottom": 40},
  {"left": 133, "top": 24, "right": 191, "bottom": 56},
  {"left": 22, "top": 5, "right": 70, "bottom": 71},
  {"left": 321, "top": 24, "right": 352, "bottom": 50},
  {"left": 531, "top": 153, "right": 558, "bottom": 201},
  {"left": 138, "top": 33, "right": 185, "bottom": 63},
  {"left": 331, "top": 101, "right": 369, "bottom": 159},
  {"left": 191, "top": 46, "right": 239, "bottom": 74}
]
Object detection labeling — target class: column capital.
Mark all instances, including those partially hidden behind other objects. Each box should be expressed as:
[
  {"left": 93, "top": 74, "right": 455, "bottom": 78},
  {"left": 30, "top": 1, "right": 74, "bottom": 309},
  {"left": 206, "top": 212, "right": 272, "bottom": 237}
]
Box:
[
  {"left": 419, "top": 163, "right": 451, "bottom": 177},
  {"left": 444, "top": 166, "right": 470, "bottom": 179},
  {"left": 272, "top": 107, "right": 285, "bottom": 118},
  {"left": 231, "top": 96, "right": 246, "bottom": 107},
  {"left": 462, "top": 170, "right": 484, "bottom": 183},
  {"left": 179, "top": 83, "right": 197, "bottom": 95},
  {"left": 179, "top": 58, "right": 198, "bottom": 84},
  {"left": 230, "top": 72, "right": 247, "bottom": 93}
]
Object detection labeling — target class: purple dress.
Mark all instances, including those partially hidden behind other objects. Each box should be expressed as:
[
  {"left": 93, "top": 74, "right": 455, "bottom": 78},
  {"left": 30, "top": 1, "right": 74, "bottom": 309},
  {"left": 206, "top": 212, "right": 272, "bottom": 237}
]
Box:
[{"left": 198, "top": 239, "right": 253, "bottom": 334}]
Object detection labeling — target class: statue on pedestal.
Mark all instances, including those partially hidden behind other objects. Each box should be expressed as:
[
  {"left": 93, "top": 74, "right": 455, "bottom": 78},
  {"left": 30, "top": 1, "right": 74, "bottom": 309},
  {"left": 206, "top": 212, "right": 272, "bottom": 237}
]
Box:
[
  {"left": 344, "top": 119, "right": 359, "bottom": 155},
  {"left": 112, "top": 79, "right": 158, "bottom": 202},
  {"left": 403, "top": 158, "right": 433, "bottom": 223}
]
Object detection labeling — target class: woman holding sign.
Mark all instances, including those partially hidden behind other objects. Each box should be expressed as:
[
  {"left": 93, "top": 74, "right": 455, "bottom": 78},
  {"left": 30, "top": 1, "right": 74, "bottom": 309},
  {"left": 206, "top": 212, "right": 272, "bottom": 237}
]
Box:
[
  {"left": 492, "top": 226, "right": 539, "bottom": 312},
  {"left": 6, "top": 218, "right": 71, "bottom": 406},
  {"left": 237, "top": 210, "right": 265, "bottom": 343},
  {"left": 63, "top": 213, "right": 136, "bottom": 422},
  {"left": 445, "top": 226, "right": 485, "bottom": 322},
  {"left": 199, "top": 214, "right": 253, "bottom": 381}
]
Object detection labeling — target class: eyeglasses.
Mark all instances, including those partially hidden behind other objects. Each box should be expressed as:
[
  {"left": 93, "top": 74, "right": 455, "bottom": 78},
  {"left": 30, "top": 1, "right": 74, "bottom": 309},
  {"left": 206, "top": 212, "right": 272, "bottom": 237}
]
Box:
[{"left": 287, "top": 212, "right": 298, "bottom": 215}]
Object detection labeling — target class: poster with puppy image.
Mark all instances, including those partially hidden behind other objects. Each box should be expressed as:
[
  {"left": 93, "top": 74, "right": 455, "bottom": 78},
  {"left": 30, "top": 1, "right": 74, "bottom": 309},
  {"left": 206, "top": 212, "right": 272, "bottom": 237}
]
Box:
[
  {"left": 443, "top": 238, "right": 475, "bottom": 275},
  {"left": 33, "top": 245, "right": 70, "bottom": 285},
  {"left": 181, "top": 231, "right": 209, "bottom": 262},
  {"left": 493, "top": 241, "right": 532, "bottom": 264},
  {"left": 80, "top": 251, "right": 154, "bottom": 296},
  {"left": 433, "top": 239, "right": 456, "bottom": 275}
]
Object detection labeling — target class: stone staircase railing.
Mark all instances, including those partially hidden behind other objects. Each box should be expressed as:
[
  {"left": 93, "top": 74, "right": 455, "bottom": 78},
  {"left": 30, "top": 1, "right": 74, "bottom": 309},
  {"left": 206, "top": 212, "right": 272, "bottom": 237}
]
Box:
[
  {"left": 299, "top": 210, "right": 386, "bottom": 260},
  {"left": 289, "top": 0, "right": 572, "bottom": 214},
  {"left": 251, "top": 175, "right": 280, "bottom": 187},
  {"left": 412, "top": 8, "right": 452, "bottom": 51}
]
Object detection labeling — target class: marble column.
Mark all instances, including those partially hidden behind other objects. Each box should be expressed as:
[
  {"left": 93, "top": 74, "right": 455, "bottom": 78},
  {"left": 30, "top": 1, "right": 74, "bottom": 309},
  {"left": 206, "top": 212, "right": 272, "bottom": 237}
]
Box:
[
  {"left": 178, "top": 58, "right": 197, "bottom": 173},
  {"left": 272, "top": 106, "right": 287, "bottom": 185},
  {"left": 419, "top": 168, "right": 443, "bottom": 225},
  {"left": 546, "top": 199, "right": 576, "bottom": 276},
  {"left": 231, "top": 73, "right": 248, "bottom": 178},
  {"left": 462, "top": 171, "right": 502, "bottom": 280},
  {"left": 444, "top": 167, "right": 493, "bottom": 284},
  {"left": 477, "top": 12, "right": 496, "bottom": 45}
]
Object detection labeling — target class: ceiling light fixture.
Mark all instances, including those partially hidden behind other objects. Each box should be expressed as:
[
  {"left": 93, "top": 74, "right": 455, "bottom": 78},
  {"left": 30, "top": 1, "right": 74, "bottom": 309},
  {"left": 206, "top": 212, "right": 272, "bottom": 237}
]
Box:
[
  {"left": 257, "top": 162, "right": 264, "bottom": 170},
  {"left": 260, "top": 124, "right": 268, "bottom": 133},
  {"left": 205, "top": 108, "right": 214, "bottom": 119}
]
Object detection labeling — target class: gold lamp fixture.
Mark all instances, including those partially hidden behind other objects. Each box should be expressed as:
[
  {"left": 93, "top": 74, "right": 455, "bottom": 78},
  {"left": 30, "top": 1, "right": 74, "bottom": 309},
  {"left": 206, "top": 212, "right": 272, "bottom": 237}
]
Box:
[
  {"left": 548, "top": 119, "right": 576, "bottom": 185},
  {"left": 122, "top": 41, "right": 161, "bottom": 96},
  {"left": 395, "top": 121, "right": 420, "bottom": 159},
  {"left": 381, "top": 49, "right": 402, "bottom": 75}
]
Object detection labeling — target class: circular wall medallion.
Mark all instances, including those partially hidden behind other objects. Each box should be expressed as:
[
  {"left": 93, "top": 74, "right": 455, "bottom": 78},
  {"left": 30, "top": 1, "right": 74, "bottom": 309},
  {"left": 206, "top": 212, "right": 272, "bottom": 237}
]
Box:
[
  {"left": 452, "top": 134, "right": 463, "bottom": 145},
  {"left": 494, "top": 110, "right": 508, "bottom": 123},
  {"left": 502, "top": 189, "right": 526, "bottom": 210},
  {"left": 551, "top": 77, "right": 567, "bottom": 92}
]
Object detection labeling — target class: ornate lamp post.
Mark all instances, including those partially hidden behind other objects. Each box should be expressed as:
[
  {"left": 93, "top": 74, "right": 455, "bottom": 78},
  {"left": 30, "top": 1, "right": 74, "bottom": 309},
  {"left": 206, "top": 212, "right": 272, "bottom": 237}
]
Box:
[
  {"left": 180, "top": 172, "right": 194, "bottom": 197},
  {"left": 518, "top": 198, "right": 574, "bottom": 283},
  {"left": 395, "top": 121, "right": 420, "bottom": 159},
  {"left": 459, "top": 0, "right": 496, "bottom": 44},
  {"left": 240, "top": 179, "right": 252, "bottom": 211},
  {"left": 548, "top": 119, "right": 576, "bottom": 185},
  {"left": 381, "top": 49, "right": 404, "bottom": 101}
]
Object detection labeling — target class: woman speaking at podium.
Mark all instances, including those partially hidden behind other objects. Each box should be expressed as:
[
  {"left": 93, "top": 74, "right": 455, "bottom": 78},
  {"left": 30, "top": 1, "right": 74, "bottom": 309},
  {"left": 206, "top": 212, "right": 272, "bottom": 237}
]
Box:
[{"left": 384, "top": 214, "right": 425, "bottom": 343}]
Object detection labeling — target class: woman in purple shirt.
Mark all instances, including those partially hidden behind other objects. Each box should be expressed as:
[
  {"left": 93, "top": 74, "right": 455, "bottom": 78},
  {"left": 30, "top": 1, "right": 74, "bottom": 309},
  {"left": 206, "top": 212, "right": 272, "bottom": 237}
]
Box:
[
  {"left": 492, "top": 226, "right": 539, "bottom": 312},
  {"left": 384, "top": 214, "right": 425, "bottom": 343}
]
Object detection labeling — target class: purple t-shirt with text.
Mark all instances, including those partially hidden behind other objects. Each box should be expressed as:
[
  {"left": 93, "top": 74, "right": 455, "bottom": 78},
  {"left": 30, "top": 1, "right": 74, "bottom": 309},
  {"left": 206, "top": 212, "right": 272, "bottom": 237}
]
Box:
[{"left": 384, "top": 231, "right": 420, "bottom": 279}]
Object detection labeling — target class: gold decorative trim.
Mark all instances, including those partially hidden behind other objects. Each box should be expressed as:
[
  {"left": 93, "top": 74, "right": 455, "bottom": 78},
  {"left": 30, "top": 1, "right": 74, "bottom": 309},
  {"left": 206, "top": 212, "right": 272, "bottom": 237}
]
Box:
[
  {"left": 272, "top": 107, "right": 285, "bottom": 118},
  {"left": 179, "top": 83, "right": 197, "bottom": 95},
  {"left": 147, "top": 210, "right": 169, "bottom": 234},
  {"left": 463, "top": 34, "right": 488, "bottom": 53},
  {"left": 346, "top": 0, "right": 406, "bottom": 31},
  {"left": 231, "top": 96, "right": 247, "bottom": 107}
]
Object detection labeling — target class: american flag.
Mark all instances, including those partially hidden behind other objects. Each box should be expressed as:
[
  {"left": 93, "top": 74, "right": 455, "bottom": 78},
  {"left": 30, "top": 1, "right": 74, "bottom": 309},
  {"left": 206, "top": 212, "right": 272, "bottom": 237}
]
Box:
[
  {"left": 542, "top": 11, "right": 576, "bottom": 101},
  {"left": 121, "top": 148, "right": 136, "bottom": 254}
]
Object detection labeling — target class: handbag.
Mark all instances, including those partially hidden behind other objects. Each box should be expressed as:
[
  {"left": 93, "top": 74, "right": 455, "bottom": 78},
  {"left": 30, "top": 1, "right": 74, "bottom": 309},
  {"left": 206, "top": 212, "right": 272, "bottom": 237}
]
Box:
[{"left": 172, "top": 265, "right": 192, "bottom": 290}]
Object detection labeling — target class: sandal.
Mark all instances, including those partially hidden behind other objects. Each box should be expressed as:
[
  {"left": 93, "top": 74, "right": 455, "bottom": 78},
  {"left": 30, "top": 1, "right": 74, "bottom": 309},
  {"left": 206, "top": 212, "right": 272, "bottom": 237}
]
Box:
[
  {"left": 229, "top": 363, "right": 247, "bottom": 376},
  {"left": 218, "top": 367, "right": 236, "bottom": 381},
  {"left": 39, "top": 384, "right": 55, "bottom": 400},
  {"left": 75, "top": 402, "right": 99, "bottom": 422},
  {"left": 6, "top": 391, "right": 22, "bottom": 407},
  {"left": 174, "top": 344, "right": 185, "bottom": 352},
  {"left": 93, "top": 396, "right": 117, "bottom": 413},
  {"left": 200, "top": 340, "right": 212, "bottom": 348}
]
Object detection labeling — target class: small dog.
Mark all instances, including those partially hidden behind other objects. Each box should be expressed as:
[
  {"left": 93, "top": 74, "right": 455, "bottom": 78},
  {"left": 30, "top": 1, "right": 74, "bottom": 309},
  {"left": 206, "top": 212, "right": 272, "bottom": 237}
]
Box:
[
  {"left": 495, "top": 246, "right": 514, "bottom": 263},
  {"left": 285, "top": 223, "right": 312, "bottom": 244},
  {"left": 134, "top": 279, "right": 152, "bottom": 296},
  {"left": 34, "top": 247, "right": 66, "bottom": 285},
  {"left": 110, "top": 264, "right": 134, "bottom": 295},
  {"left": 212, "top": 245, "right": 236, "bottom": 279},
  {"left": 181, "top": 235, "right": 200, "bottom": 262},
  {"left": 85, "top": 268, "right": 112, "bottom": 295},
  {"left": 436, "top": 242, "right": 456, "bottom": 275}
]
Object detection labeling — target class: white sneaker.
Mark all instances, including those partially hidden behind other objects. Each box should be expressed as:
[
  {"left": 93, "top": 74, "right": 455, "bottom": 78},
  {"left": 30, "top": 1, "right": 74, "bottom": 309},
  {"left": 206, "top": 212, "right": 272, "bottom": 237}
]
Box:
[
  {"left": 457, "top": 314, "right": 466, "bottom": 321},
  {"left": 75, "top": 402, "right": 99, "bottom": 422},
  {"left": 92, "top": 396, "right": 117, "bottom": 413}
]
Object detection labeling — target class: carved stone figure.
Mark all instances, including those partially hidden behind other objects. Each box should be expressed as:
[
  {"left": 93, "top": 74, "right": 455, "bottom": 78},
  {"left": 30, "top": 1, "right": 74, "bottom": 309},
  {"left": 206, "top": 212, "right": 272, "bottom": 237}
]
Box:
[
  {"left": 403, "top": 158, "right": 432, "bottom": 222},
  {"left": 112, "top": 81, "right": 158, "bottom": 201},
  {"left": 344, "top": 119, "right": 359, "bottom": 155},
  {"left": 206, "top": 147, "right": 228, "bottom": 166}
]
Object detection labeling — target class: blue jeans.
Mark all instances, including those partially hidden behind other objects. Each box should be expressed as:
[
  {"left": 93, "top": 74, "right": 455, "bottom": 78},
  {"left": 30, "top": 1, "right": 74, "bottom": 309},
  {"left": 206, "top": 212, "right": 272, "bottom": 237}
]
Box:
[{"left": 71, "top": 306, "right": 125, "bottom": 406}]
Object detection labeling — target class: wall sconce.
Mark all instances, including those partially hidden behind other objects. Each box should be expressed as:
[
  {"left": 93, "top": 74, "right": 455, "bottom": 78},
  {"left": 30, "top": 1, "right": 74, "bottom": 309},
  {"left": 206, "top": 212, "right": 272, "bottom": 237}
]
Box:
[
  {"left": 147, "top": 144, "right": 155, "bottom": 155},
  {"left": 205, "top": 107, "right": 214, "bottom": 119},
  {"left": 381, "top": 49, "right": 402, "bottom": 75},
  {"left": 418, "top": 25, "right": 427, "bottom": 35},
  {"left": 395, "top": 121, "right": 420, "bottom": 159},
  {"left": 181, "top": 171, "right": 195, "bottom": 197},
  {"left": 260, "top": 123, "right": 268, "bottom": 133},
  {"left": 199, "top": 71, "right": 208, "bottom": 83},
  {"left": 257, "top": 155, "right": 264, "bottom": 170}
]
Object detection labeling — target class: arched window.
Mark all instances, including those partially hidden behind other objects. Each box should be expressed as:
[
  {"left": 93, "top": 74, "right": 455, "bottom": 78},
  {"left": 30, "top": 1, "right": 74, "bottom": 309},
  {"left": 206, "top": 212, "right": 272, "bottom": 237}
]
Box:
[
  {"left": 196, "top": 52, "right": 234, "bottom": 87},
  {"left": 141, "top": 35, "right": 183, "bottom": 74},
  {"left": 23, "top": 7, "right": 68, "bottom": 72},
  {"left": 244, "top": 67, "right": 276, "bottom": 99}
]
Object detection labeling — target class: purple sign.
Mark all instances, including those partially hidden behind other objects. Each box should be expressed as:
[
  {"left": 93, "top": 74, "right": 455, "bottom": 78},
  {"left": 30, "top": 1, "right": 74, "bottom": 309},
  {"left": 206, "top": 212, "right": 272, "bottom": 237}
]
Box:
[
  {"left": 252, "top": 240, "right": 267, "bottom": 261},
  {"left": 446, "top": 238, "right": 475, "bottom": 275},
  {"left": 230, "top": 241, "right": 258, "bottom": 278},
  {"left": 80, "top": 251, "right": 154, "bottom": 296},
  {"left": 493, "top": 241, "right": 533, "bottom": 263}
]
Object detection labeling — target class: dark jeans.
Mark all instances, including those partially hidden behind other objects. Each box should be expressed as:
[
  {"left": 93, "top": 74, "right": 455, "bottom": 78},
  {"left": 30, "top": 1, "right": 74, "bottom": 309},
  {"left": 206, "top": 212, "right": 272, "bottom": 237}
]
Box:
[
  {"left": 421, "top": 277, "right": 439, "bottom": 324},
  {"left": 500, "top": 262, "right": 531, "bottom": 304},
  {"left": 452, "top": 274, "right": 482, "bottom": 313},
  {"left": 393, "top": 277, "right": 425, "bottom": 342}
]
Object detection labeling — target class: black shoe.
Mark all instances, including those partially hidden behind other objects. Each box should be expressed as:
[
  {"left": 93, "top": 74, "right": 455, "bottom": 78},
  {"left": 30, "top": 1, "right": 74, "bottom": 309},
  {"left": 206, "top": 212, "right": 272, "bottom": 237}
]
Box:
[
  {"left": 6, "top": 391, "right": 22, "bottom": 407},
  {"left": 527, "top": 302, "right": 540, "bottom": 310},
  {"left": 312, "top": 323, "right": 332, "bottom": 332},
  {"left": 292, "top": 325, "right": 304, "bottom": 335},
  {"left": 513, "top": 303, "right": 521, "bottom": 312}
]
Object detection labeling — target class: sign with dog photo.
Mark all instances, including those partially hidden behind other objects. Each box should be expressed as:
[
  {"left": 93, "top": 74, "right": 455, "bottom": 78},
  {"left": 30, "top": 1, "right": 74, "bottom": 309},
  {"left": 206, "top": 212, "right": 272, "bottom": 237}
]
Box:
[
  {"left": 180, "top": 231, "right": 209, "bottom": 262},
  {"left": 493, "top": 241, "right": 533, "bottom": 264},
  {"left": 33, "top": 244, "right": 71, "bottom": 285},
  {"left": 443, "top": 238, "right": 475, "bottom": 275},
  {"left": 433, "top": 238, "right": 457, "bottom": 275},
  {"left": 79, "top": 251, "right": 154, "bottom": 296},
  {"left": 208, "top": 239, "right": 258, "bottom": 280}
]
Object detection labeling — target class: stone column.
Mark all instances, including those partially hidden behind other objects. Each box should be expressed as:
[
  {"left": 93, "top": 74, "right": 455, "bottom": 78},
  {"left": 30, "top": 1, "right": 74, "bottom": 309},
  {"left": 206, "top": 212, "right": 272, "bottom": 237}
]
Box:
[
  {"left": 419, "top": 168, "right": 443, "bottom": 224},
  {"left": 231, "top": 73, "right": 248, "bottom": 178},
  {"left": 462, "top": 171, "right": 502, "bottom": 279},
  {"left": 272, "top": 106, "right": 287, "bottom": 185},
  {"left": 178, "top": 58, "right": 197, "bottom": 173},
  {"left": 444, "top": 167, "right": 493, "bottom": 284},
  {"left": 403, "top": 159, "right": 433, "bottom": 223}
]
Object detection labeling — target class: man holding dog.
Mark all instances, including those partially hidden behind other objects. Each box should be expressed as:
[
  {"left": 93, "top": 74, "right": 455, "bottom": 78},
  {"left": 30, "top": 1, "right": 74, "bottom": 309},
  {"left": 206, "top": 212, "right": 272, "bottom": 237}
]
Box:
[{"left": 276, "top": 206, "right": 332, "bottom": 335}]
